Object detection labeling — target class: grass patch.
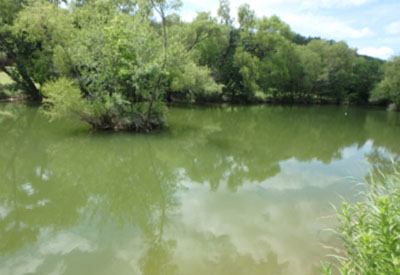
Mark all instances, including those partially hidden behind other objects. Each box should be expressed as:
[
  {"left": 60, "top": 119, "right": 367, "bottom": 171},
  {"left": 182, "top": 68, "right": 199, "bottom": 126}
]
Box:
[{"left": 0, "top": 72, "right": 14, "bottom": 85}]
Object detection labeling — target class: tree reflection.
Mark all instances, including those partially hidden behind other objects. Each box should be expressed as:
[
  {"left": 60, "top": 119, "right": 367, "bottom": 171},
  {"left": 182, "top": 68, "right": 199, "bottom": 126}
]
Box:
[{"left": 165, "top": 105, "right": 372, "bottom": 191}]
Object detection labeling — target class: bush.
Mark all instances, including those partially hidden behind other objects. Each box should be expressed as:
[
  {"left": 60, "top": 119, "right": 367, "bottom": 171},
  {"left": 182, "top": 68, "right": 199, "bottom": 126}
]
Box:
[
  {"left": 0, "top": 83, "right": 25, "bottom": 100},
  {"left": 41, "top": 78, "right": 166, "bottom": 131},
  {"left": 321, "top": 165, "right": 400, "bottom": 274}
]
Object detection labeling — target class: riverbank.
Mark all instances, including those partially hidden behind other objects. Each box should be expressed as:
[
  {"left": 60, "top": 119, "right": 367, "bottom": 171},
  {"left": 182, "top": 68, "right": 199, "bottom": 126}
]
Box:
[
  {"left": 0, "top": 86, "right": 28, "bottom": 102},
  {"left": 0, "top": 91, "right": 390, "bottom": 110},
  {"left": 167, "top": 93, "right": 390, "bottom": 110}
]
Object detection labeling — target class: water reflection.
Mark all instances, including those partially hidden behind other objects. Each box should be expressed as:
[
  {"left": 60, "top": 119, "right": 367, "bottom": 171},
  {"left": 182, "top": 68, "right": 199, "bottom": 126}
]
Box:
[{"left": 0, "top": 103, "right": 399, "bottom": 274}]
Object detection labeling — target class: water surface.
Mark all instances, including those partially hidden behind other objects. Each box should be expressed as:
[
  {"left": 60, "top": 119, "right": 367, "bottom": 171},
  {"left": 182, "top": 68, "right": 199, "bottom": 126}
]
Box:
[{"left": 1, "top": 103, "right": 400, "bottom": 275}]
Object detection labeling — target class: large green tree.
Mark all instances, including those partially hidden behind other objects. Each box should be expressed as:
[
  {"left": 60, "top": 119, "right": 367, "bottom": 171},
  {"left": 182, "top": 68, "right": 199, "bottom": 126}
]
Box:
[
  {"left": 12, "top": 0, "right": 221, "bottom": 131},
  {"left": 0, "top": 0, "right": 39, "bottom": 99},
  {"left": 370, "top": 56, "right": 400, "bottom": 109}
]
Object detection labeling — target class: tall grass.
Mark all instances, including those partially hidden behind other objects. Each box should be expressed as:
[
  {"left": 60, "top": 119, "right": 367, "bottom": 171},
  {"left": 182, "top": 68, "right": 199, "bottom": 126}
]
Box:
[{"left": 321, "top": 165, "right": 400, "bottom": 274}]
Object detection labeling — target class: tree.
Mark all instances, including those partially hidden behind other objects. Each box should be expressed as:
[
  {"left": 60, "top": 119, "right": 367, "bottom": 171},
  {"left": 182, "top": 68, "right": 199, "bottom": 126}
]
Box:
[
  {"left": 238, "top": 4, "right": 255, "bottom": 31},
  {"left": 348, "top": 56, "right": 383, "bottom": 104},
  {"left": 0, "top": 0, "right": 70, "bottom": 99},
  {"left": 0, "top": 0, "right": 40, "bottom": 99},
  {"left": 232, "top": 15, "right": 298, "bottom": 101},
  {"left": 370, "top": 56, "right": 400, "bottom": 109},
  {"left": 297, "top": 40, "right": 359, "bottom": 103},
  {"left": 325, "top": 41, "right": 357, "bottom": 102},
  {"left": 42, "top": 1, "right": 170, "bottom": 131},
  {"left": 29, "top": 0, "right": 221, "bottom": 131},
  {"left": 217, "top": 0, "right": 232, "bottom": 26}
]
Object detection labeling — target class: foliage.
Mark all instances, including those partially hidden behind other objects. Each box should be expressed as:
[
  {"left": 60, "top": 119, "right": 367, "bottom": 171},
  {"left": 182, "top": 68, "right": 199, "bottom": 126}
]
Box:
[
  {"left": 321, "top": 165, "right": 400, "bottom": 274},
  {"left": 370, "top": 56, "right": 400, "bottom": 109},
  {"left": 46, "top": 1, "right": 169, "bottom": 130},
  {"left": 11, "top": 0, "right": 73, "bottom": 85},
  {"left": 238, "top": 4, "right": 255, "bottom": 31},
  {"left": 296, "top": 40, "right": 358, "bottom": 102},
  {"left": 0, "top": 0, "right": 42, "bottom": 99},
  {"left": 0, "top": 0, "right": 392, "bottom": 131},
  {"left": 348, "top": 56, "right": 383, "bottom": 104},
  {"left": 0, "top": 71, "right": 25, "bottom": 99},
  {"left": 185, "top": 1, "right": 380, "bottom": 104},
  {"left": 18, "top": 0, "right": 222, "bottom": 131},
  {"left": 170, "top": 61, "right": 223, "bottom": 100},
  {"left": 41, "top": 78, "right": 89, "bottom": 121}
]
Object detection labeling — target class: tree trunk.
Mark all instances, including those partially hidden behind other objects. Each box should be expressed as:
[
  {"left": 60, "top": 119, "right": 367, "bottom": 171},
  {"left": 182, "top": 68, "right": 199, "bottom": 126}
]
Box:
[
  {"left": 0, "top": 33, "right": 41, "bottom": 100},
  {"left": 145, "top": 3, "right": 168, "bottom": 129}
]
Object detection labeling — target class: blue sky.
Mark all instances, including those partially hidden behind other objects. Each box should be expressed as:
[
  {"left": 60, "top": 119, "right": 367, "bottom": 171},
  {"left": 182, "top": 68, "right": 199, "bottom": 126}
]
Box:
[{"left": 179, "top": 0, "right": 400, "bottom": 60}]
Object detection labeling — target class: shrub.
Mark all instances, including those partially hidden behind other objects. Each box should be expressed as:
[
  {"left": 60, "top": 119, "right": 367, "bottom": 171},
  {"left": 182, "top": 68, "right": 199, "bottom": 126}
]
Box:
[{"left": 321, "top": 165, "right": 400, "bottom": 274}]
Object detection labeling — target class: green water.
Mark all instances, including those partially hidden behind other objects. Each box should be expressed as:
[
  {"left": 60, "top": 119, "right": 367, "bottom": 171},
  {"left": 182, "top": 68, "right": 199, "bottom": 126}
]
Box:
[{"left": 1, "top": 103, "right": 400, "bottom": 275}]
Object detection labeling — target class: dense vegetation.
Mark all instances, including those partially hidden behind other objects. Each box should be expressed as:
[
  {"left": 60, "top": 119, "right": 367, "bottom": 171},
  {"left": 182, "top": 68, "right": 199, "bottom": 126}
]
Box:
[
  {"left": 321, "top": 167, "right": 400, "bottom": 275},
  {"left": 0, "top": 0, "right": 399, "bottom": 131},
  {"left": 371, "top": 56, "right": 400, "bottom": 110}
]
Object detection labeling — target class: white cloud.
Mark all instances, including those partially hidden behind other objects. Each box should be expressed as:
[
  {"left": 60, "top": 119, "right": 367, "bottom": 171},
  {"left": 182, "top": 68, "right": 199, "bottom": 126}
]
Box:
[
  {"left": 281, "top": 13, "right": 373, "bottom": 39},
  {"left": 385, "top": 21, "right": 400, "bottom": 35},
  {"left": 184, "top": 0, "right": 375, "bottom": 11},
  {"left": 300, "top": 0, "right": 375, "bottom": 9},
  {"left": 358, "top": 46, "right": 394, "bottom": 60},
  {"left": 180, "top": 10, "right": 199, "bottom": 22},
  {"left": 181, "top": 0, "right": 374, "bottom": 41}
]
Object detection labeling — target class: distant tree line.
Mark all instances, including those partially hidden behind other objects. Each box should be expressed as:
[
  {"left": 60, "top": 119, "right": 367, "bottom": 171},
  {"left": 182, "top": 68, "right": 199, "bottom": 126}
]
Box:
[{"left": 0, "top": 0, "right": 398, "bottom": 131}]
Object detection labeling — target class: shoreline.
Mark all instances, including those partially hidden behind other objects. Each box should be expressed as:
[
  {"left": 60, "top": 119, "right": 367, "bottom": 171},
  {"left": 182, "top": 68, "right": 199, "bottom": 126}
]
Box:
[{"left": 0, "top": 94, "right": 389, "bottom": 110}]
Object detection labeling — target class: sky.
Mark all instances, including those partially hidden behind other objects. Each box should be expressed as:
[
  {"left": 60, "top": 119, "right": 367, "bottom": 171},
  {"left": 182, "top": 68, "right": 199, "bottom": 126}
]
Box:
[{"left": 179, "top": 0, "right": 400, "bottom": 60}]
